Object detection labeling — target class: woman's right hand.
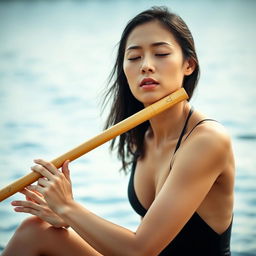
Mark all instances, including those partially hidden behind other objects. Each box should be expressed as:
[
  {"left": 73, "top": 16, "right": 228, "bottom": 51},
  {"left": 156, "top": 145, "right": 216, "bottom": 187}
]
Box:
[{"left": 11, "top": 187, "right": 69, "bottom": 228}]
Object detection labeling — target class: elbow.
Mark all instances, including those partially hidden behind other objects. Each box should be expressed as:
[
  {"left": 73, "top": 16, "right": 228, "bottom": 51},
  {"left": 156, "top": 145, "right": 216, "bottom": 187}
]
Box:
[
  {"left": 129, "top": 242, "right": 158, "bottom": 256},
  {"left": 123, "top": 232, "right": 159, "bottom": 256}
]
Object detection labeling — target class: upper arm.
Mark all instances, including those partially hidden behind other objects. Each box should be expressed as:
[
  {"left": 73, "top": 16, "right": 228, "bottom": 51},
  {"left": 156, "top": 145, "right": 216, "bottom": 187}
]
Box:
[{"left": 134, "top": 126, "right": 231, "bottom": 255}]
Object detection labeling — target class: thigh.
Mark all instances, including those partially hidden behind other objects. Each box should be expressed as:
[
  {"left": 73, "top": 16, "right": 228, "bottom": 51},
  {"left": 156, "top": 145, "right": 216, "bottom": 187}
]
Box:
[{"left": 5, "top": 217, "right": 103, "bottom": 256}]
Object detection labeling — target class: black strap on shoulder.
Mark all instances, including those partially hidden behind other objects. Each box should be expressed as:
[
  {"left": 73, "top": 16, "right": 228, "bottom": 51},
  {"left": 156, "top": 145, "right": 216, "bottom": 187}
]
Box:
[
  {"left": 174, "top": 108, "right": 194, "bottom": 154},
  {"left": 184, "top": 119, "right": 217, "bottom": 141}
]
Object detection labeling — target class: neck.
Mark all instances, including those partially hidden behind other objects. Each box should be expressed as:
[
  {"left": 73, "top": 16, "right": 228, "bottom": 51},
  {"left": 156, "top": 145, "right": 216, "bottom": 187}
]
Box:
[{"left": 147, "top": 101, "right": 190, "bottom": 147}]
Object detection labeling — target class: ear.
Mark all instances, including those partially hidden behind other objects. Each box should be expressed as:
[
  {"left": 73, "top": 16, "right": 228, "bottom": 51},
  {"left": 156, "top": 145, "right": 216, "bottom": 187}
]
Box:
[{"left": 184, "top": 58, "right": 196, "bottom": 76}]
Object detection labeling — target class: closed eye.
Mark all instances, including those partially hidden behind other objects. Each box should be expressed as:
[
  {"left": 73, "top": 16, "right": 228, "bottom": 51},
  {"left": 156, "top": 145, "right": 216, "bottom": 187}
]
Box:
[
  {"left": 155, "top": 53, "right": 171, "bottom": 57},
  {"left": 128, "top": 56, "right": 141, "bottom": 61}
]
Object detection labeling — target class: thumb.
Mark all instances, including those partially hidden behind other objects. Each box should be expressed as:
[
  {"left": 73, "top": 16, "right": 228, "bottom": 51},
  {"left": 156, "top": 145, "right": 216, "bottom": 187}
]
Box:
[{"left": 62, "top": 160, "right": 71, "bottom": 183}]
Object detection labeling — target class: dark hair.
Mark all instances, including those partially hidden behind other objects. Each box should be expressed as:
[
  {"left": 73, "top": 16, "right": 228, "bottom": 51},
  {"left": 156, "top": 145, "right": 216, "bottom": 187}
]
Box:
[{"left": 102, "top": 6, "right": 200, "bottom": 173}]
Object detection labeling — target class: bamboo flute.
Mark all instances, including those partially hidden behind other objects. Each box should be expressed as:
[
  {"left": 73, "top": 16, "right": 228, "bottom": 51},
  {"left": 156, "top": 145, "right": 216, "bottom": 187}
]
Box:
[{"left": 0, "top": 88, "right": 188, "bottom": 202}]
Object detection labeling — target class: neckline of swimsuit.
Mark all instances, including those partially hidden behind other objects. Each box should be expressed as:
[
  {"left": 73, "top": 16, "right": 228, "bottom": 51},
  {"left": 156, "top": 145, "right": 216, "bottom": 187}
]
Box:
[
  {"left": 130, "top": 108, "right": 218, "bottom": 216},
  {"left": 129, "top": 110, "right": 232, "bottom": 237},
  {"left": 129, "top": 108, "right": 194, "bottom": 217}
]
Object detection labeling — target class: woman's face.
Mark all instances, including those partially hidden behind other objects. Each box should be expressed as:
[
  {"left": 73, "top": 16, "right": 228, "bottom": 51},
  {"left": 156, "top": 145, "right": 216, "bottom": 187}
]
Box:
[{"left": 123, "top": 21, "right": 194, "bottom": 106}]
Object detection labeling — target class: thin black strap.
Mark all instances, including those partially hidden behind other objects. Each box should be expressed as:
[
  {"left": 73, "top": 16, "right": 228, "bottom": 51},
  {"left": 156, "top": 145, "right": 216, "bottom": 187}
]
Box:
[
  {"left": 184, "top": 119, "right": 217, "bottom": 141},
  {"left": 174, "top": 108, "right": 194, "bottom": 154}
]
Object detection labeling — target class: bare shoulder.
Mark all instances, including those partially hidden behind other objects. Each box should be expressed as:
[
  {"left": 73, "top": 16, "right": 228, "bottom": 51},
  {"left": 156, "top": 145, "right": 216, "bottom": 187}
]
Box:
[
  {"left": 174, "top": 119, "right": 234, "bottom": 176},
  {"left": 189, "top": 120, "right": 232, "bottom": 149}
]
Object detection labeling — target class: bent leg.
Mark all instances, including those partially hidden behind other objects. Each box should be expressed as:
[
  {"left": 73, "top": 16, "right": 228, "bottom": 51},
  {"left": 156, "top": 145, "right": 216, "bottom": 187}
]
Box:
[{"left": 2, "top": 216, "right": 102, "bottom": 256}]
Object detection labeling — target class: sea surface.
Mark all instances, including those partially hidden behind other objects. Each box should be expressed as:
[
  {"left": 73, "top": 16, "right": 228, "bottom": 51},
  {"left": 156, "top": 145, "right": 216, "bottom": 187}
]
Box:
[{"left": 0, "top": 0, "right": 255, "bottom": 255}]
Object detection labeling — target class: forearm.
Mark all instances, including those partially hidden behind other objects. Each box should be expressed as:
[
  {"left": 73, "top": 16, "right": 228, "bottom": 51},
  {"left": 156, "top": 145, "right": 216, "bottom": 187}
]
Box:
[{"left": 58, "top": 201, "right": 140, "bottom": 256}]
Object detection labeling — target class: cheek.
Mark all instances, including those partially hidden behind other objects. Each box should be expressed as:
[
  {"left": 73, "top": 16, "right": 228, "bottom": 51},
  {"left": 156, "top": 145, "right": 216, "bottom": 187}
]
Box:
[
  {"left": 164, "top": 59, "right": 185, "bottom": 76},
  {"left": 123, "top": 62, "right": 129, "bottom": 79},
  {"left": 123, "top": 63, "right": 135, "bottom": 83}
]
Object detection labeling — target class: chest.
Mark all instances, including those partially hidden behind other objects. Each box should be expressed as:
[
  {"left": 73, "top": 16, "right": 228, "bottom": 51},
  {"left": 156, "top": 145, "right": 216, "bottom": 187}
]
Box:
[{"left": 133, "top": 149, "right": 175, "bottom": 210}]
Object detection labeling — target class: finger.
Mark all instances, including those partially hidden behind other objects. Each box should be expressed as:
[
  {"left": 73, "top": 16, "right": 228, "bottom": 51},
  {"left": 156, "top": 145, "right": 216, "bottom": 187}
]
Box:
[
  {"left": 25, "top": 186, "right": 43, "bottom": 197},
  {"left": 20, "top": 189, "right": 35, "bottom": 202},
  {"left": 21, "top": 187, "right": 43, "bottom": 199},
  {"left": 62, "top": 160, "right": 71, "bottom": 183},
  {"left": 34, "top": 159, "right": 59, "bottom": 175},
  {"left": 27, "top": 184, "right": 45, "bottom": 195},
  {"left": 13, "top": 206, "right": 40, "bottom": 216},
  {"left": 31, "top": 164, "right": 54, "bottom": 181},
  {"left": 38, "top": 177, "right": 49, "bottom": 188},
  {"left": 21, "top": 188, "right": 46, "bottom": 205},
  {"left": 11, "top": 200, "right": 41, "bottom": 211},
  {"left": 28, "top": 187, "right": 43, "bottom": 197}
]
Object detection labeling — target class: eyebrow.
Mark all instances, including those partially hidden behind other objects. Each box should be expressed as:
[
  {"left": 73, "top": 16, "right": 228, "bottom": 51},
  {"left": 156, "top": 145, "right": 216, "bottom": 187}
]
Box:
[{"left": 126, "top": 41, "right": 172, "bottom": 51}]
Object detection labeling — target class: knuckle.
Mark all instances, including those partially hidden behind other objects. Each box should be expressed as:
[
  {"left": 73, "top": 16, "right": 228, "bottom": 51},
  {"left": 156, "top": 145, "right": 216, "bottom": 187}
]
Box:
[
  {"left": 38, "top": 165, "right": 46, "bottom": 172},
  {"left": 44, "top": 187, "right": 51, "bottom": 195},
  {"left": 26, "top": 201, "right": 34, "bottom": 207},
  {"left": 23, "top": 201, "right": 29, "bottom": 206},
  {"left": 51, "top": 175, "right": 56, "bottom": 181},
  {"left": 25, "top": 208, "right": 32, "bottom": 214},
  {"left": 38, "top": 178, "right": 44, "bottom": 184},
  {"left": 44, "top": 162, "right": 52, "bottom": 169},
  {"left": 52, "top": 176, "right": 59, "bottom": 183}
]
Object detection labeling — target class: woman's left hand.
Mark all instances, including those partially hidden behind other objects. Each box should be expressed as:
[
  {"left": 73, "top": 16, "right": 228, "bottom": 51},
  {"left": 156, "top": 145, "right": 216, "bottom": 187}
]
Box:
[{"left": 29, "top": 159, "right": 73, "bottom": 215}]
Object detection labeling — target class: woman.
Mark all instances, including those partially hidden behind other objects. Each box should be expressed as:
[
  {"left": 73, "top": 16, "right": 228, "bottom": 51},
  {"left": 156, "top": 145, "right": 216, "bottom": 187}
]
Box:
[{"left": 2, "top": 7, "right": 235, "bottom": 256}]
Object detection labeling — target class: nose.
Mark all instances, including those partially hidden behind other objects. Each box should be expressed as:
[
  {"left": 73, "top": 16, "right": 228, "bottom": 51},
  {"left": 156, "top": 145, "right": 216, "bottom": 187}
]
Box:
[{"left": 140, "top": 56, "right": 155, "bottom": 74}]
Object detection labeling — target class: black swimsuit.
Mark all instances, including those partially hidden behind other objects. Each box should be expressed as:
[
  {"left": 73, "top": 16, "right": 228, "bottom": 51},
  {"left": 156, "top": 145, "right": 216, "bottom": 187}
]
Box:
[{"left": 128, "top": 109, "right": 232, "bottom": 256}]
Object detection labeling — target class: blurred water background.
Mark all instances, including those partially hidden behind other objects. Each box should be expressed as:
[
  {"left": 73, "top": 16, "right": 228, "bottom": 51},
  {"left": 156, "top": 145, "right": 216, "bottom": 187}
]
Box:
[{"left": 0, "top": 0, "right": 255, "bottom": 255}]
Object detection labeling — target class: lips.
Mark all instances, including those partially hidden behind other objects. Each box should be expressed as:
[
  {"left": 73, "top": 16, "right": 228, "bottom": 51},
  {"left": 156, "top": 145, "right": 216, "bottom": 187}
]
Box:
[{"left": 140, "top": 78, "right": 159, "bottom": 87}]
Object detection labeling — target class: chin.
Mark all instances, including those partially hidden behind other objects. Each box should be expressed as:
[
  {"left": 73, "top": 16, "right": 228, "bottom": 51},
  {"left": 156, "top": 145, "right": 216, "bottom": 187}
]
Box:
[{"left": 137, "top": 93, "right": 166, "bottom": 106}]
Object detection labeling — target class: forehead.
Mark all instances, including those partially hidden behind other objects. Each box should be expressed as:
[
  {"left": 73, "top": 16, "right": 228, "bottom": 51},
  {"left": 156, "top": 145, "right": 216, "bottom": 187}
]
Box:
[{"left": 125, "top": 20, "right": 178, "bottom": 49}]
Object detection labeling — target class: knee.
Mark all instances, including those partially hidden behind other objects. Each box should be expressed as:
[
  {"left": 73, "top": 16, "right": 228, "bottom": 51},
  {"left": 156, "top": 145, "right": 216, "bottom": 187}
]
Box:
[
  {"left": 17, "top": 216, "right": 48, "bottom": 235},
  {"left": 2, "top": 217, "right": 48, "bottom": 253}
]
